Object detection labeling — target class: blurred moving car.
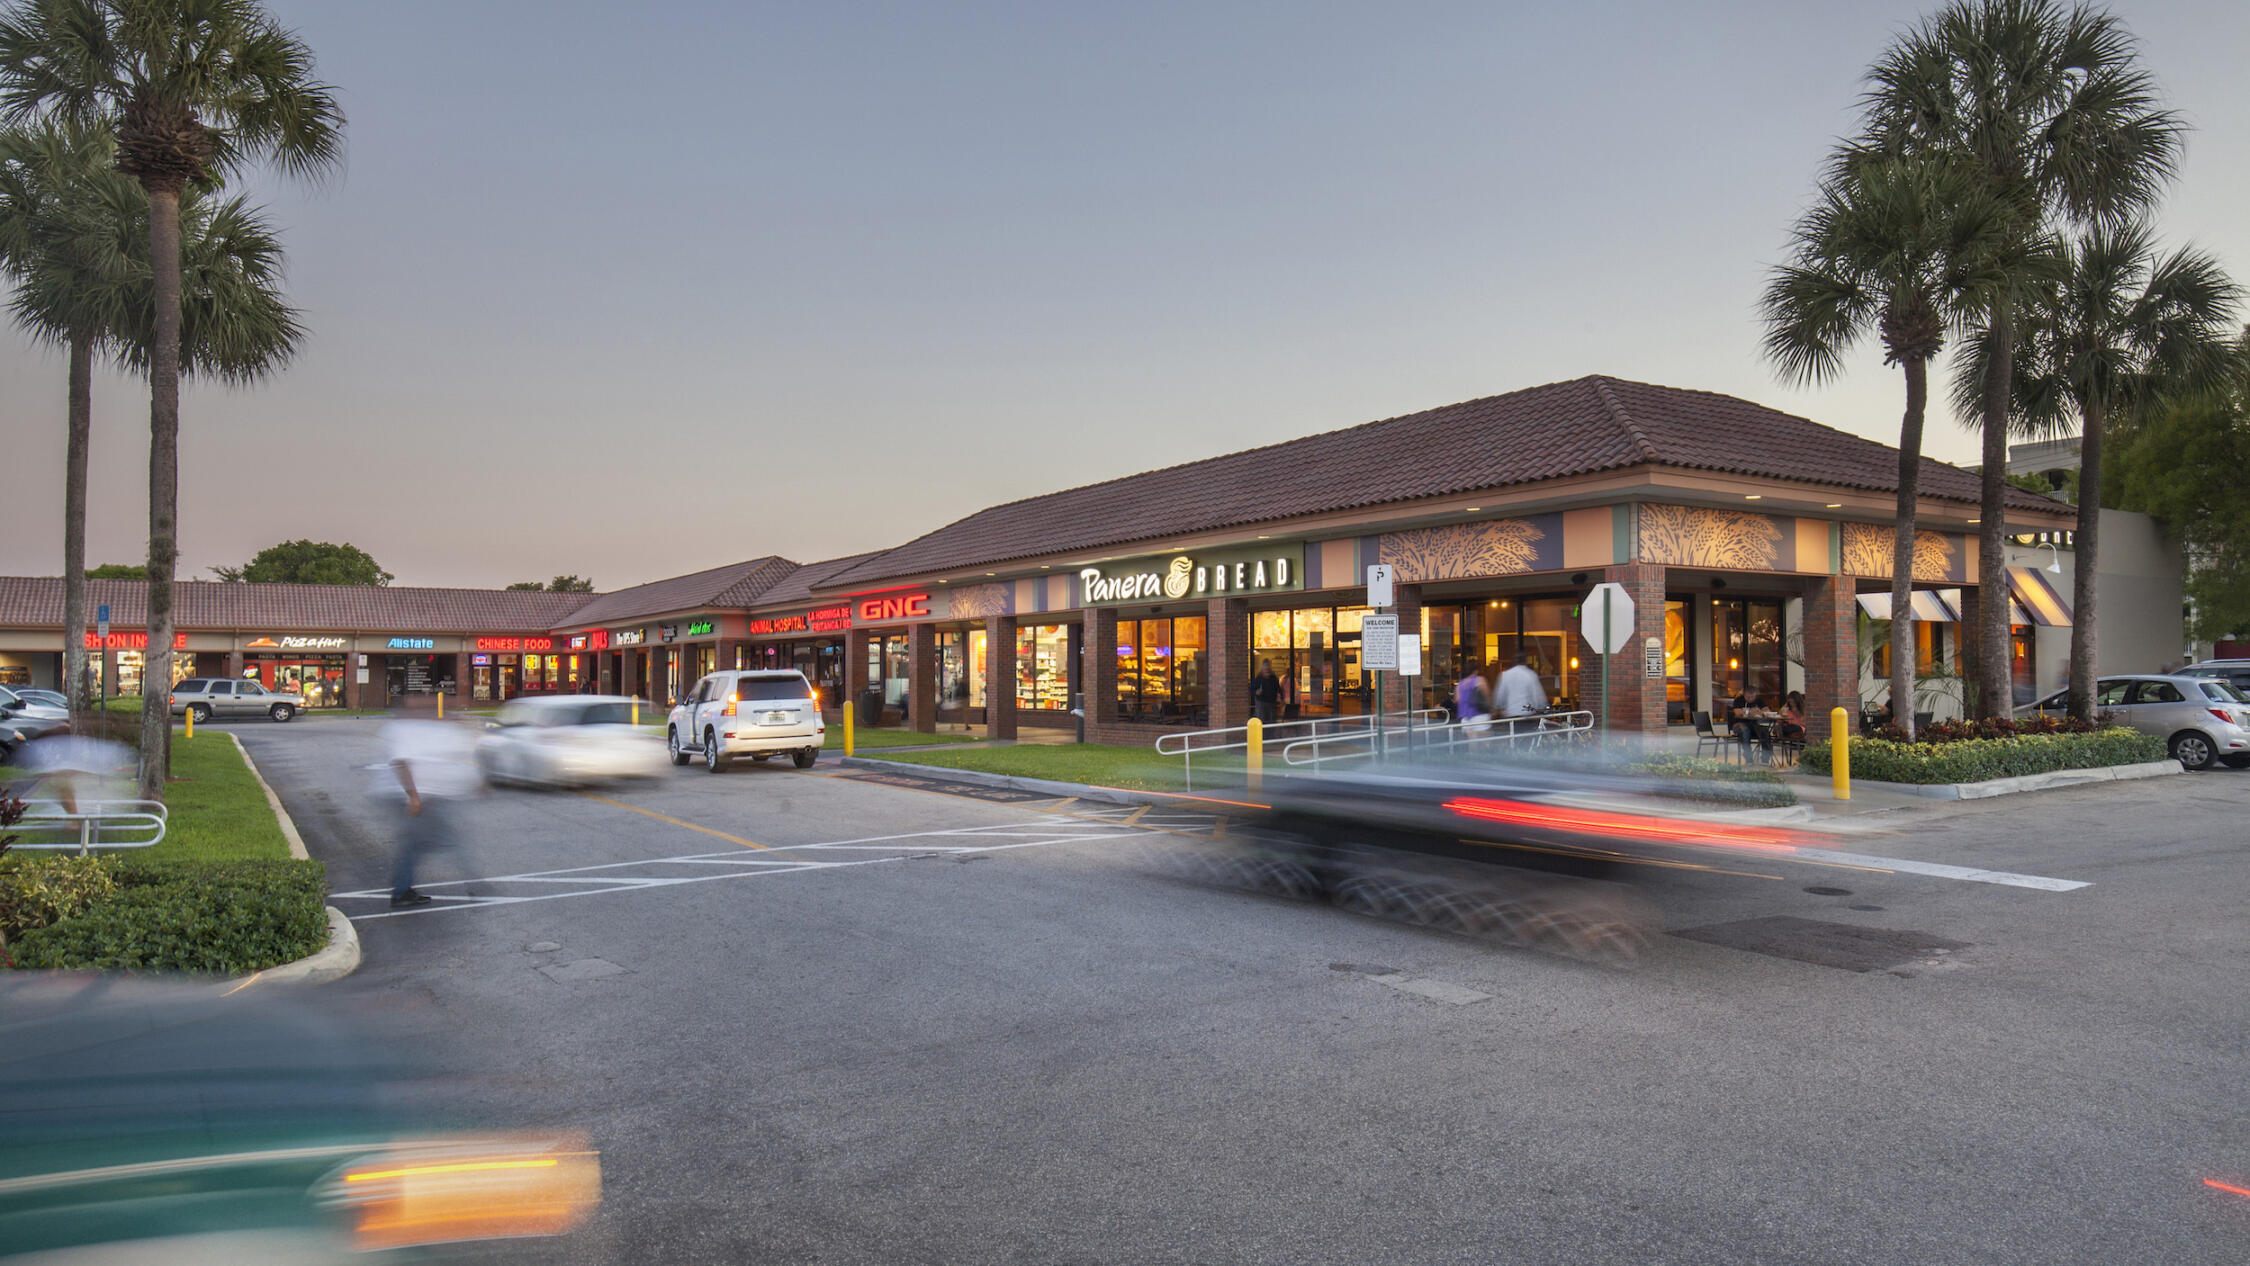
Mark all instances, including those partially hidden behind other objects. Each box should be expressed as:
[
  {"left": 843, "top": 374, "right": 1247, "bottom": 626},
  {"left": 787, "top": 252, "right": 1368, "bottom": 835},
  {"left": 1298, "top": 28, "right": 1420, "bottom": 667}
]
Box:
[
  {"left": 477, "top": 695, "right": 670, "bottom": 787},
  {"left": 2177, "top": 659, "right": 2250, "bottom": 696},
  {"left": 2022, "top": 673, "right": 2250, "bottom": 770},
  {"left": 10, "top": 688, "right": 67, "bottom": 709},
  {"left": 168, "top": 677, "right": 302, "bottom": 723},
  {"left": 0, "top": 685, "right": 67, "bottom": 724},
  {"left": 0, "top": 977, "right": 600, "bottom": 1262},
  {"left": 667, "top": 669, "right": 825, "bottom": 772}
]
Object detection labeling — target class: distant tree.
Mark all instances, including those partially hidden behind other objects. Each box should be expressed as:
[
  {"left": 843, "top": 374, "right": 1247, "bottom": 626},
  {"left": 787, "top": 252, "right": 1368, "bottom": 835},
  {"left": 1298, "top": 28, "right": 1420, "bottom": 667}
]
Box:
[
  {"left": 214, "top": 540, "right": 392, "bottom": 586},
  {"left": 507, "top": 575, "right": 595, "bottom": 593},
  {"left": 2108, "top": 335, "right": 2250, "bottom": 641},
  {"left": 84, "top": 562, "right": 145, "bottom": 579}
]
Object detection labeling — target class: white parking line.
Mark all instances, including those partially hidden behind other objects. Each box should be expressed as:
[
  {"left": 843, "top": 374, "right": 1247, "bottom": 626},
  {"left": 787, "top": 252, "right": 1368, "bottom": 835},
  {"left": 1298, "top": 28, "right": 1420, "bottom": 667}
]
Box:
[{"left": 1789, "top": 846, "right": 2090, "bottom": 891}]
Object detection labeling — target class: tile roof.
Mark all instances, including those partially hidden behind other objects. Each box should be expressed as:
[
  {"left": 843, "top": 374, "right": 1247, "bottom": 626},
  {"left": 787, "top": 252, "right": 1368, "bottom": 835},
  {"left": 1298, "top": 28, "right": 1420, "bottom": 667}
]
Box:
[
  {"left": 748, "top": 552, "right": 889, "bottom": 609},
  {"left": 0, "top": 577, "right": 596, "bottom": 632},
  {"left": 826, "top": 375, "right": 2063, "bottom": 586},
  {"left": 550, "top": 556, "right": 796, "bottom": 628}
]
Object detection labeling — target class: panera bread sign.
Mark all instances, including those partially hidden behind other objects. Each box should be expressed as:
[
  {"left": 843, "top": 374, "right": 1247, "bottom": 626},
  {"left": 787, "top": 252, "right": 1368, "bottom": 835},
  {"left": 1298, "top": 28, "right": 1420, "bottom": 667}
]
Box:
[{"left": 1080, "top": 545, "right": 1304, "bottom": 606}]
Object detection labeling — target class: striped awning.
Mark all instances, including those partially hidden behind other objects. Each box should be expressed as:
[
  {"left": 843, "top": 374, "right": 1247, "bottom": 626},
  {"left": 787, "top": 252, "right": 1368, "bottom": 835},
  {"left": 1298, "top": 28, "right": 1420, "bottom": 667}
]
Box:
[
  {"left": 2006, "top": 566, "right": 2074, "bottom": 627},
  {"left": 1856, "top": 590, "right": 1960, "bottom": 623}
]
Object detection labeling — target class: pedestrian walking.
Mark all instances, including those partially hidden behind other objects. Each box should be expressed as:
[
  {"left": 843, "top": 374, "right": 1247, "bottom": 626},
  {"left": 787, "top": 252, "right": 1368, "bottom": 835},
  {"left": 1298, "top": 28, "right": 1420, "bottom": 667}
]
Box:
[
  {"left": 1494, "top": 651, "right": 1546, "bottom": 718},
  {"left": 1454, "top": 663, "right": 1492, "bottom": 731},
  {"left": 1251, "top": 660, "right": 1284, "bottom": 724},
  {"left": 379, "top": 705, "right": 482, "bottom": 908}
]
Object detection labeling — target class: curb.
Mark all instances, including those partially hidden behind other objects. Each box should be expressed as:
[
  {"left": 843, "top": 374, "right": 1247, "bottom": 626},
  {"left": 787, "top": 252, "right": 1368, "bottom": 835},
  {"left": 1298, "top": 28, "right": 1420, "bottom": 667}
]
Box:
[
  {"left": 837, "top": 756, "right": 1246, "bottom": 808},
  {"left": 227, "top": 731, "right": 310, "bottom": 861},
  {"left": 1837, "top": 758, "right": 2184, "bottom": 801},
  {"left": 254, "top": 905, "right": 362, "bottom": 985}
]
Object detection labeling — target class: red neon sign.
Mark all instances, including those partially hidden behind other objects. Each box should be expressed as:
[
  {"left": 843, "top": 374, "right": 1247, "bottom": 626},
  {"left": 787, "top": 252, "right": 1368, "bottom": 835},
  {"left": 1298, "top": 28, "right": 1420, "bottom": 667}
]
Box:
[
  {"left": 806, "top": 603, "right": 851, "bottom": 632},
  {"left": 476, "top": 636, "right": 554, "bottom": 652},
  {"left": 82, "top": 632, "right": 189, "bottom": 650},
  {"left": 589, "top": 628, "right": 608, "bottom": 650},
  {"left": 857, "top": 593, "right": 931, "bottom": 622},
  {"left": 748, "top": 615, "right": 809, "bottom": 636}
]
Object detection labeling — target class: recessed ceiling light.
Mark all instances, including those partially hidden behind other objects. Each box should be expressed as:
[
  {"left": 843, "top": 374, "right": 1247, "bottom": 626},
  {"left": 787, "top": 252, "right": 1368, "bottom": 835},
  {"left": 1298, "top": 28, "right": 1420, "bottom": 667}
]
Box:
[
  {"left": 1744, "top": 495, "right": 1762, "bottom": 501},
  {"left": 1966, "top": 519, "right": 1980, "bottom": 524},
  {"left": 985, "top": 572, "right": 996, "bottom": 576},
  {"left": 1257, "top": 535, "right": 1270, "bottom": 540},
  {"left": 1465, "top": 506, "right": 1482, "bottom": 512},
  {"left": 1825, "top": 503, "right": 1841, "bottom": 509}
]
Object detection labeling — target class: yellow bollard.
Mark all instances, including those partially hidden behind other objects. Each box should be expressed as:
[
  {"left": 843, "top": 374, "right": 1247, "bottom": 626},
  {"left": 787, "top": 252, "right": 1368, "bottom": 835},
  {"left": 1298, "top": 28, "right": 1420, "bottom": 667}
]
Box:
[
  {"left": 1246, "top": 717, "right": 1263, "bottom": 792},
  {"left": 844, "top": 695, "right": 855, "bottom": 757},
  {"left": 436, "top": 690, "right": 444, "bottom": 720},
  {"left": 630, "top": 696, "right": 638, "bottom": 727},
  {"left": 184, "top": 706, "right": 193, "bottom": 739},
  {"left": 1830, "top": 706, "right": 1851, "bottom": 800}
]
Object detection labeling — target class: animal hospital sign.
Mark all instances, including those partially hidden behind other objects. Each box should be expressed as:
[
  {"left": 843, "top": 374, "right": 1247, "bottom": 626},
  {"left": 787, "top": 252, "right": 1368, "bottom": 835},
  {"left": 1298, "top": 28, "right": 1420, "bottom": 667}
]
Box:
[{"left": 1079, "top": 545, "right": 1305, "bottom": 606}]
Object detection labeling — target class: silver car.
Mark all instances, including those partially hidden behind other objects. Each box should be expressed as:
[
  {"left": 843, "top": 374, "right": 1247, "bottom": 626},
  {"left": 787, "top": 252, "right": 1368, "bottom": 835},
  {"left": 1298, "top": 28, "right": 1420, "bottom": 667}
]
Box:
[
  {"left": 0, "top": 684, "right": 67, "bottom": 724},
  {"left": 2025, "top": 674, "right": 2250, "bottom": 771},
  {"left": 477, "top": 695, "right": 669, "bottom": 787},
  {"left": 167, "top": 677, "right": 303, "bottom": 723}
]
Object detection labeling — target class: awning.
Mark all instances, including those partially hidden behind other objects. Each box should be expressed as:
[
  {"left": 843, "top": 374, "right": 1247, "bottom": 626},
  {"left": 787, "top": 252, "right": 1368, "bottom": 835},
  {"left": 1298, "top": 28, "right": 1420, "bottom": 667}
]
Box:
[
  {"left": 2006, "top": 566, "right": 2074, "bottom": 627},
  {"left": 1856, "top": 590, "right": 1960, "bottom": 623}
]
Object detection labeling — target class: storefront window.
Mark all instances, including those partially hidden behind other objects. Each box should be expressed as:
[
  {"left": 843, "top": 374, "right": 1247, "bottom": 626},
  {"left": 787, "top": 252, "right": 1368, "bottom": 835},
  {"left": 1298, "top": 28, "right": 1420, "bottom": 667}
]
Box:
[
  {"left": 938, "top": 630, "right": 967, "bottom": 717},
  {"left": 968, "top": 629, "right": 987, "bottom": 708},
  {"left": 1664, "top": 599, "right": 1690, "bottom": 724},
  {"left": 1114, "top": 616, "right": 1206, "bottom": 723},
  {"left": 1710, "top": 599, "right": 1784, "bottom": 708},
  {"left": 882, "top": 636, "right": 909, "bottom": 709},
  {"left": 1872, "top": 622, "right": 1945, "bottom": 678},
  {"left": 2010, "top": 625, "right": 2035, "bottom": 707},
  {"left": 1015, "top": 624, "right": 1072, "bottom": 711}
]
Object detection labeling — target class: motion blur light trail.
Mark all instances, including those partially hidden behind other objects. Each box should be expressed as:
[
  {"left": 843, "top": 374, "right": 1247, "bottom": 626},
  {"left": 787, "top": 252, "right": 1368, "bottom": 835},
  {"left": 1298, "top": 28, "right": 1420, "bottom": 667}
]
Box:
[
  {"left": 1441, "top": 796, "right": 1805, "bottom": 853},
  {"left": 2205, "top": 1178, "right": 2250, "bottom": 1199}
]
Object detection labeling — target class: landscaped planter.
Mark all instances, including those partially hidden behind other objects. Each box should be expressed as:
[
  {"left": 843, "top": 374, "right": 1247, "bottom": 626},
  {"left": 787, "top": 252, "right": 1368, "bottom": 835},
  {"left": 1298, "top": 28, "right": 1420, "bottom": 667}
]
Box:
[{"left": 1800, "top": 728, "right": 2168, "bottom": 786}]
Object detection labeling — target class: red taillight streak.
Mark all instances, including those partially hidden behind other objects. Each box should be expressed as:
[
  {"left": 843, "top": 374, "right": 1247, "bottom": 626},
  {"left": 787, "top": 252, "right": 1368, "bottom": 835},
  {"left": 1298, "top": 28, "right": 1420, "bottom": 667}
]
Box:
[
  {"left": 2206, "top": 1178, "right": 2250, "bottom": 1198},
  {"left": 1442, "top": 797, "right": 1801, "bottom": 853}
]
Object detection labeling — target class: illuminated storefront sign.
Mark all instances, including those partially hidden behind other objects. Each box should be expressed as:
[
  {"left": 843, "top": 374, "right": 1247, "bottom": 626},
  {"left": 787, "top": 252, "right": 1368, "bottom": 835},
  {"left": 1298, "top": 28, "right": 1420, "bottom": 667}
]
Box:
[
  {"left": 686, "top": 619, "right": 715, "bottom": 637},
  {"left": 82, "top": 631, "right": 188, "bottom": 650},
  {"left": 658, "top": 623, "right": 679, "bottom": 642},
  {"left": 1078, "top": 545, "right": 1304, "bottom": 606},
  {"left": 747, "top": 603, "right": 852, "bottom": 637},
  {"left": 857, "top": 593, "right": 931, "bottom": 622},
  {"left": 475, "top": 636, "right": 554, "bottom": 652},
  {"left": 388, "top": 637, "right": 436, "bottom": 650},
  {"left": 612, "top": 628, "right": 645, "bottom": 646},
  {"left": 568, "top": 634, "right": 589, "bottom": 649},
  {"left": 472, "top": 653, "right": 491, "bottom": 666}
]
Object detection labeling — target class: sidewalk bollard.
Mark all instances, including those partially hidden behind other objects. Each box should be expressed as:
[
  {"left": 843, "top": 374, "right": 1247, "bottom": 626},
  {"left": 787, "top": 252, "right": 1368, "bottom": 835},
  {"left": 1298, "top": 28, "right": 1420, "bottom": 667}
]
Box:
[
  {"left": 1830, "top": 706, "right": 1851, "bottom": 800},
  {"left": 437, "top": 690, "right": 445, "bottom": 720},
  {"left": 844, "top": 696, "right": 855, "bottom": 757},
  {"left": 630, "top": 697, "right": 638, "bottom": 726},
  {"left": 1246, "top": 718, "right": 1263, "bottom": 792},
  {"left": 184, "top": 707, "right": 193, "bottom": 739}
]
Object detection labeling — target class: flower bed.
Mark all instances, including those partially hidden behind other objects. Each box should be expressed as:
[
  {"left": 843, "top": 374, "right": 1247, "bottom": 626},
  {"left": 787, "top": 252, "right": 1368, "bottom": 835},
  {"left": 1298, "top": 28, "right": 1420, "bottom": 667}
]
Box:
[
  {"left": 1869, "top": 715, "right": 2103, "bottom": 744},
  {"left": 1800, "top": 728, "right": 2167, "bottom": 785},
  {"left": 1624, "top": 754, "right": 1797, "bottom": 807},
  {"left": 2, "top": 857, "right": 328, "bottom": 973}
]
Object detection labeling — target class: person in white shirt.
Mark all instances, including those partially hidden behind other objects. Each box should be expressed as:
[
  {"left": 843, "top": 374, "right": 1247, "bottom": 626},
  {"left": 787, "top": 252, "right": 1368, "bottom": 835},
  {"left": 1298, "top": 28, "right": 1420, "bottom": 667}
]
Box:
[
  {"left": 381, "top": 708, "right": 483, "bottom": 908},
  {"left": 1494, "top": 651, "right": 1548, "bottom": 722}
]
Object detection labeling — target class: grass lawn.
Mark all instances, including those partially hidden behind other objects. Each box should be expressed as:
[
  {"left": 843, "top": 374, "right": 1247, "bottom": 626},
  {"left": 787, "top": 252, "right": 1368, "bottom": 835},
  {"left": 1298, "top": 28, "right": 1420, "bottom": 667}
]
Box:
[
  {"left": 831, "top": 727, "right": 981, "bottom": 750},
  {"left": 857, "top": 741, "right": 1236, "bottom": 791},
  {"left": 1, "top": 728, "right": 289, "bottom": 862}
]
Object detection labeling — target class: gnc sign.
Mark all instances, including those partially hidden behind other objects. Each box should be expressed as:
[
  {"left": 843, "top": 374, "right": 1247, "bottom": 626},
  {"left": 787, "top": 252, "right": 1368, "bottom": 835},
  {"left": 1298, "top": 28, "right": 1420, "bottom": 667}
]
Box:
[{"left": 857, "top": 593, "right": 931, "bottom": 622}]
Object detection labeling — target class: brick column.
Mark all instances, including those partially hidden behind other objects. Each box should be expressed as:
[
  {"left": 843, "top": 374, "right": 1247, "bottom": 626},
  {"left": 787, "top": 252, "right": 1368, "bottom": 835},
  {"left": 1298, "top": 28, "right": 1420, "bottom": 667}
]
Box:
[
  {"left": 225, "top": 649, "right": 244, "bottom": 681},
  {"left": 1204, "top": 597, "right": 1251, "bottom": 730},
  {"left": 985, "top": 616, "right": 1018, "bottom": 740},
  {"left": 1581, "top": 564, "right": 1667, "bottom": 736},
  {"left": 1801, "top": 573, "right": 1860, "bottom": 730},
  {"left": 452, "top": 651, "right": 470, "bottom": 704},
  {"left": 845, "top": 628, "right": 871, "bottom": 711},
  {"left": 907, "top": 622, "right": 938, "bottom": 733},
  {"left": 717, "top": 639, "right": 744, "bottom": 673},
  {"left": 346, "top": 655, "right": 374, "bottom": 710},
  {"left": 1080, "top": 605, "right": 1119, "bottom": 743},
  {"left": 1377, "top": 584, "right": 1424, "bottom": 714}
]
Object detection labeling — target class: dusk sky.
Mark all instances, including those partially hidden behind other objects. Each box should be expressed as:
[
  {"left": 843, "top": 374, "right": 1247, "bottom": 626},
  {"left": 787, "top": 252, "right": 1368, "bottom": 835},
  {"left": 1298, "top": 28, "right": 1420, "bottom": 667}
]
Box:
[{"left": 4, "top": 0, "right": 2244, "bottom": 591}]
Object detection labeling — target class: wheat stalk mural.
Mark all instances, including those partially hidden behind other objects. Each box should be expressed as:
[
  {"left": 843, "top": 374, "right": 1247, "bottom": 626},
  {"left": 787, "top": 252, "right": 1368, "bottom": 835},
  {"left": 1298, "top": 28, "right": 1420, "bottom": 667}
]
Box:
[
  {"left": 1638, "top": 504, "right": 1783, "bottom": 569},
  {"left": 948, "top": 583, "right": 1011, "bottom": 619},
  {"left": 1841, "top": 524, "right": 1958, "bottom": 581},
  {"left": 1379, "top": 520, "right": 1545, "bottom": 581}
]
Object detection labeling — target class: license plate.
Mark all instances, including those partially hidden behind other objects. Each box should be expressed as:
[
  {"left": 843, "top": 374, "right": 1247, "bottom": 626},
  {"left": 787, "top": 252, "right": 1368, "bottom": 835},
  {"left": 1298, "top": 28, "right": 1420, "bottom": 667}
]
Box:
[{"left": 761, "top": 711, "right": 792, "bottom": 724}]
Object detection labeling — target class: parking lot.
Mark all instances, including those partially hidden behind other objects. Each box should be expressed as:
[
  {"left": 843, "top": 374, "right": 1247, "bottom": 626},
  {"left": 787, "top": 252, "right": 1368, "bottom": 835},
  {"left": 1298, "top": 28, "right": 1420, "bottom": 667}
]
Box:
[{"left": 239, "top": 719, "right": 2250, "bottom": 1265}]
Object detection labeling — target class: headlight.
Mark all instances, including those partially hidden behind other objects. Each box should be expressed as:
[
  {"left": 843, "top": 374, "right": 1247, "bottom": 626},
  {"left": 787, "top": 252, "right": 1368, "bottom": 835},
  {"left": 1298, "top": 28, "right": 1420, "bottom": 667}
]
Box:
[{"left": 318, "top": 1133, "right": 601, "bottom": 1251}]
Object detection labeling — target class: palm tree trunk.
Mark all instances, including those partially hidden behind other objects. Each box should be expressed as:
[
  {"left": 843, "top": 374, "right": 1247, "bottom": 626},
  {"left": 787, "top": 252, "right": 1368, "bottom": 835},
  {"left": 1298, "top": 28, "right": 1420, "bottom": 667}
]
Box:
[
  {"left": 2067, "top": 394, "right": 2102, "bottom": 721},
  {"left": 138, "top": 183, "right": 183, "bottom": 801},
  {"left": 62, "top": 328, "right": 92, "bottom": 716},
  {"left": 1890, "top": 356, "right": 1928, "bottom": 737},
  {"left": 1975, "top": 299, "right": 2015, "bottom": 719}
]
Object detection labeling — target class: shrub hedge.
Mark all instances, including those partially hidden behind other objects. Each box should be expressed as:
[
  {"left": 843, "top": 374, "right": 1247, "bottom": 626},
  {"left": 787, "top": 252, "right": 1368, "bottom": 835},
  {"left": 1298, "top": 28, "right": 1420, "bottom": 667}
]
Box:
[
  {"left": 0, "top": 855, "right": 121, "bottom": 944},
  {"left": 1625, "top": 754, "right": 1798, "bottom": 807},
  {"left": 5, "top": 857, "right": 328, "bottom": 974},
  {"left": 1800, "top": 728, "right": 2168, "bottom": 785},
  {"left": 1871, "top": 714, "right": 2104, "bottom": 744}
]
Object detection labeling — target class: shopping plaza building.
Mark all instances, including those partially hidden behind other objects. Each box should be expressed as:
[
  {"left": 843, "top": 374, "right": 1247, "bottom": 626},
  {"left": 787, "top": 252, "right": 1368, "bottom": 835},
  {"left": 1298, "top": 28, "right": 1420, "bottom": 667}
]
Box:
[{"left": 0, "top": 376, "right": 2178, "bottom": 736}]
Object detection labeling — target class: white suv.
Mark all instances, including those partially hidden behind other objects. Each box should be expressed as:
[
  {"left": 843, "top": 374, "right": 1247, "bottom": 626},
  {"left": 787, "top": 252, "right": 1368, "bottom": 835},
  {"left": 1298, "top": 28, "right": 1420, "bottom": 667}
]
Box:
[{"left": 668, "top": 670, "right": 825, "bottom": 772}]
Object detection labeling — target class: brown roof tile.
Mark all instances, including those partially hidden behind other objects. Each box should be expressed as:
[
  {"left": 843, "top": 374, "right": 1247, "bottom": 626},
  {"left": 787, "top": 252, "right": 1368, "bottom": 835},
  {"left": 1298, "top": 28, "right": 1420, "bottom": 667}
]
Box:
[
  {"left": 0, "top": 577, "right": 596, "bottom": 632},
  {"left": 550, "top": 556, "right": 795, "bottom": 628},
  {"left": 826, "top": 375, "right": 2061, "bottom": 587},
  {"left": 749, "top": 552, "right": 889, "bottom": 609}
]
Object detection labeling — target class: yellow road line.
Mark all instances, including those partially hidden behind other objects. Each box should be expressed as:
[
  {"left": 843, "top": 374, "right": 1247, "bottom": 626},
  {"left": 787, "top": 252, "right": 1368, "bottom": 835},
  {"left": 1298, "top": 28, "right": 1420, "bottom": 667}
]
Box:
[
  {"left": 1123, "top": 805, "right": 1152, "bottom": 825},
  {"left": 574, "top": 791, "right": 770, "bottom": 851}
]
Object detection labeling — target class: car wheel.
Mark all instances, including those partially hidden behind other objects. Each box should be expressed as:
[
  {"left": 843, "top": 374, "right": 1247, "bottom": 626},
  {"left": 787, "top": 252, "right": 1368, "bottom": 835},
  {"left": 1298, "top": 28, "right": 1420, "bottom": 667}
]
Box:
[
  {"left": 269, "top": 703, "right": 295, "bottom": 723},
  {"left": 668, "top": 727, "right": 691, "bottom": 766},
  {"left": 705, "top": 730, "right": 730, "bottom": 772},
  {"left": 2170, "top": 731, "right": 2217, "bottom": 771},
  {"left": 793, "top": 748, "right": 818, "bottom": 770},
  {"left": 188, "top": 703, "right": 212, "bottom": 723}
]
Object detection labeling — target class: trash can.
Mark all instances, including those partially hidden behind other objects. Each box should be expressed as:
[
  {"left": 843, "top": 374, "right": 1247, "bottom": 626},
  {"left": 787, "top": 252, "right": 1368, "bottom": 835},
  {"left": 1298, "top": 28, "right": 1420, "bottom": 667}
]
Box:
[{"left": 857, "top": 688, "right": 884, "bottom": 727}]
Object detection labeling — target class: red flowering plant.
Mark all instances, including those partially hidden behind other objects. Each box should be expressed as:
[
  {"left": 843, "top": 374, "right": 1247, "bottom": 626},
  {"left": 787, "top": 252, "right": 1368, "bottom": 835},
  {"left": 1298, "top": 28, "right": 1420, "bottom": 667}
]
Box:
[{"left": 1873, "top": 715, "right": 2107, "bottom": 745}]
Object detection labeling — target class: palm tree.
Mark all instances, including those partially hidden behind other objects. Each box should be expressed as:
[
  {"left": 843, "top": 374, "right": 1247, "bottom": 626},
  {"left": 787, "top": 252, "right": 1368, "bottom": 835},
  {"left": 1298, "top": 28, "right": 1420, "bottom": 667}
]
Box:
[
  {"left": 0, "top": 0, "right": 341, "bottom": 797},
  {"left": 1762, "top": 149, "right": 2010, "bottom": 737},
  {"left": 0, "top": 117, "right": 303, "bottom": 724},
  {"left": 1858, "top": 0, "right": 2183, "bottom": 717},
  {"left": 1978, "top": 226, "right": 2239, "bottom": 719}
]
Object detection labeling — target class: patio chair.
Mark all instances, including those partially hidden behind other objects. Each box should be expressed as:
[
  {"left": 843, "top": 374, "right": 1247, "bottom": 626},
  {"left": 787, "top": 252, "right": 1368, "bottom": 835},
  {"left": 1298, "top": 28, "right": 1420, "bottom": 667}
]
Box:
[
  {"left": 1913, "top": 711, "right": 1934, "bottom": 732},
  {"left": 1692, "top": 711, "right": 1729, "bottom": 762}
]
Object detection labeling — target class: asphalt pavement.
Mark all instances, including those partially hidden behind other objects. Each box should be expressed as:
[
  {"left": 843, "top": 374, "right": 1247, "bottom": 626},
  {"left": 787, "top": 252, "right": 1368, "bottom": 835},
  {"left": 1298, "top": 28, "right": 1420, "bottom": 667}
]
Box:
[{"left": 231, "top": 717, "right": 2250, "bottom": 1265}]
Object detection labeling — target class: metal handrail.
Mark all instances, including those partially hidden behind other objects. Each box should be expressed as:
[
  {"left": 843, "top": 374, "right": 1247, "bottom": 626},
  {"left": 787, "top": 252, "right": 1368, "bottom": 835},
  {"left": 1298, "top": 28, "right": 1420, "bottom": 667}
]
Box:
[
  {"left": 1152, "top": 709, "right": 1449, "bottom": 788},
  {"left": 9, "top": 799, "right": 170, "bottom": 855},
  {"left": 1280, "top": 709, "right": 1597, "bottom": 768}
]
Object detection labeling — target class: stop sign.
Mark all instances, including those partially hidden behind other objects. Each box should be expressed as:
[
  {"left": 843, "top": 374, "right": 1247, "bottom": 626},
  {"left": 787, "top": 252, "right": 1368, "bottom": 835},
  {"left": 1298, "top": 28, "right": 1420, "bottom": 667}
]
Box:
[{"left": 1580, "top": 582, "right": 1635, "bottom": 654}]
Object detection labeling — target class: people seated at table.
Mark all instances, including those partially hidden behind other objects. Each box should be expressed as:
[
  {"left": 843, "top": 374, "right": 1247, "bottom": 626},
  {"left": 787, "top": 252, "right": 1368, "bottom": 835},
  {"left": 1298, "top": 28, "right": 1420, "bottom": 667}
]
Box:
[
  {"left": 1732, "top": 693, "right": 1778, "bottom": 756},
  {"left": 1779, "top": 691, "right": 1807, "bottom": 744}
]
